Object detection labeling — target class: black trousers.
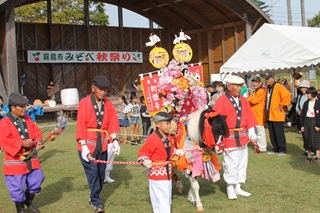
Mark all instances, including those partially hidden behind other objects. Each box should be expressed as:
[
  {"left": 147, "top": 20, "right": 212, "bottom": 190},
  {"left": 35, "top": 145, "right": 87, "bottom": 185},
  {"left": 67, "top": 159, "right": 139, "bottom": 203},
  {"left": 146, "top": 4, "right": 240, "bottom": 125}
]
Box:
[{"left": 267, "top": 121, "right": 287, "bottom": 153}]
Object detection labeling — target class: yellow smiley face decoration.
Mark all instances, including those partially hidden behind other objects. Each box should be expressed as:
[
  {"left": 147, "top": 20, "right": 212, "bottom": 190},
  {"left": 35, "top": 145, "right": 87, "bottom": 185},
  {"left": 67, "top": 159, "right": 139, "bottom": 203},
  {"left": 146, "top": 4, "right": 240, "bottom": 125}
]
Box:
[
  {"left": 149, "top": 47, "right": 169, "bottom": 69},
  {"left": 172, "top": 43, "right": 193, "bottom": 64}
]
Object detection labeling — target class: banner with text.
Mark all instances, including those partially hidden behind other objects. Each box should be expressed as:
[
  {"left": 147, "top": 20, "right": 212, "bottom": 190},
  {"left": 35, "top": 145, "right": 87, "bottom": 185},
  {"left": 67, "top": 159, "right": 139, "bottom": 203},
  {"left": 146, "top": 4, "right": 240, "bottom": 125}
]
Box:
[
  {"left": 140, "top": 73, "right": 163, "bottom": 116},
  {"left": 27, "top": 50, "right": 143, "bottom": 63}
]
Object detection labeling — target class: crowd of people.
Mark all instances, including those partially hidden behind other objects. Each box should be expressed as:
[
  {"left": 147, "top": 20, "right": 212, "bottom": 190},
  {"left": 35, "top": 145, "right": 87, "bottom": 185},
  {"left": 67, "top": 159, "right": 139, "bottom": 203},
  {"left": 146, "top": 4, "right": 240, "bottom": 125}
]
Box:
[
  {"left": 207, "top": 71, "right": 320, "bottom": 162},
  {"left": 1, "top": 72, "right": 320, "bottom": 213}
]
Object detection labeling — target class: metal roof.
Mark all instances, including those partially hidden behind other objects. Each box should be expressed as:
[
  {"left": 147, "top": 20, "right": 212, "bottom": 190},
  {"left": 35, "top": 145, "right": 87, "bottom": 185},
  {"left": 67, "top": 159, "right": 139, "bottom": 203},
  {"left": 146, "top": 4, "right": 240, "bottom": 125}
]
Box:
[{"left": 4, "top": 0, "right": 273, "bottom": 32}]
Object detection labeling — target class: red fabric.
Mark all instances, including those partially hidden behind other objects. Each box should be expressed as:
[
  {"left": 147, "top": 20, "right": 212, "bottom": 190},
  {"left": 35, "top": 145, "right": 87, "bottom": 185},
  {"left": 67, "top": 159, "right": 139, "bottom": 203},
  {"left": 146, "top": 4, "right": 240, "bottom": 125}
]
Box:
[
  {"left": 203, "top": 119, "right": 215, "bottom": 149},
  {"left": 76, "top": 95, "right": 120, "bottom": 153},
  {"left": 213, "top": 94, "right": 257, "bottom": 148},
  {"left": 138, "top": 133, "right": 175, "bottom": 180},
  {"left": 0, "top": 115, "right": 43, "bottom": 175}
]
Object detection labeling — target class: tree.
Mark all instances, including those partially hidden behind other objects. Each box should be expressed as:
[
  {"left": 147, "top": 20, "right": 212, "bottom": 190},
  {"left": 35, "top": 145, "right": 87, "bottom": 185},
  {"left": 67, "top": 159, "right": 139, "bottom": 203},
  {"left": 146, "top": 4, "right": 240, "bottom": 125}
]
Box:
[
  {"left": 307, "top": 12, "right": 320, "bottom": 27},
  {"left": 15, "top": 0, "right": 109, "bottom": 25},
  {"left": 252, "top": 0, "right": 271, "bottom": 17}
]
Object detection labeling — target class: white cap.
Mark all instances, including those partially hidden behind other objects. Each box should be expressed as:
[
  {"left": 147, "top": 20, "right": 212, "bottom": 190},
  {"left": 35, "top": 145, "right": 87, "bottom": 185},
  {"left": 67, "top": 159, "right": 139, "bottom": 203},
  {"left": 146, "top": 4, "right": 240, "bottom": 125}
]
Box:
[
  {"left": 298, "top": 80, "right": 310, "bottom": 88},
  {"left": 226, "top": 75, "right": 245, "bottom": 85}
]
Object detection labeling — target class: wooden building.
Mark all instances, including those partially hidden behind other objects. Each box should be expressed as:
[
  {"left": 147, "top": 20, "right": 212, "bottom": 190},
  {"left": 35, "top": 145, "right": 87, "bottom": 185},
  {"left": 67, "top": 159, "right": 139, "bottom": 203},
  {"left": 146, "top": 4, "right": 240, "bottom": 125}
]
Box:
[{"left": 0, "top": 0, "right": 272, "bottom": 103}]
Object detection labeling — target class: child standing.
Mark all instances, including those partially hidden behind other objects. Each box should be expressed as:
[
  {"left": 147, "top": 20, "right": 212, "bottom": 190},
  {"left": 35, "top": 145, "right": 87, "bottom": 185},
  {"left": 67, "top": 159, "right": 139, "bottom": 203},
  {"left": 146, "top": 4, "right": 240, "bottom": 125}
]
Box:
[
  {"left": 137, "top": 112, "right": 184, "bottom": 213},
  {"left": 123, "top": 95, "right": 140, "bottom": 145},
  {"left": 300, "top": 87, "right": 320, "bottom": 163},
  {"left": 140, "top": 96, "right": 151, "bottom": 138},
  {"left": 117, "top": 95, "right": 129, "bottom": 144}
]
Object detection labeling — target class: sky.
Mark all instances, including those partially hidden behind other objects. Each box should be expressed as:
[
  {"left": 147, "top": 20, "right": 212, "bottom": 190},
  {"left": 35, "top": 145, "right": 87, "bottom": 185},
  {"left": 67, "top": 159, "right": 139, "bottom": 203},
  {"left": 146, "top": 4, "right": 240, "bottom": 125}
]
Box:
[{"left": 104, "top": 1, "right": 320, "bottom": 28}]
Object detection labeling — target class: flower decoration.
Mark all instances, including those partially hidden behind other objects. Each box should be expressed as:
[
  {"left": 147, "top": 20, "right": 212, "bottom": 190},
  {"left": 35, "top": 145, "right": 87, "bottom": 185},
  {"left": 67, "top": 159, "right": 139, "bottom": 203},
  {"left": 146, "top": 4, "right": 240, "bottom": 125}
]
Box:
[{"left": 158, "top": 59, "right": 207, "bottom": 117}]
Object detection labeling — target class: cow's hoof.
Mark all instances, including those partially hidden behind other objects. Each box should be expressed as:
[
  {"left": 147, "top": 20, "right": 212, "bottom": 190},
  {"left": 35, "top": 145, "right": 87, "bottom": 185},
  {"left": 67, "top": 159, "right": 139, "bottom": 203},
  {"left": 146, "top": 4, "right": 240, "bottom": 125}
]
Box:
[{"left": 197, "top": 206, "right": 204, "bottom": 211}]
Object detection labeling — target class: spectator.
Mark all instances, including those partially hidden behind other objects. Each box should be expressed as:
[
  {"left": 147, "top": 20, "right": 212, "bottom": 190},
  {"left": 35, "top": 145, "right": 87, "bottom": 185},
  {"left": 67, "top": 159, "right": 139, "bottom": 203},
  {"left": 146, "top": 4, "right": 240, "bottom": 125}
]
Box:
[
  {"left": 47, "top": 81, "right": 56, "bottom": 101},
  {"left": 0, "top": 92, "right": 45, "bottom": 213},
  {"left": 211, "top": 81, "right": 225, "bottom": 107},
  {"left": 248, "top": 76, "right": 267, "bottom": 152},
  {"left": 264, "top": 71, "right": 291, "bottom": 155},
  {"left": 0, "top": 95, "right": 9, "bottom": 120},
  {"left": 294, "top": 80, "right": 310, "bottom": 155},
  {"left": 123, "top": 95, "right": 141, "bottom": 145},
  {"left": 300, "top": 87, "right": 320, "bottom": 163},
  {"left": 76, "top": 75, "right": 120, "bottom": 213},
  {"left": 240, "top": 83, "right": 249, "bottom": 98},
  {"left": 140, "top": 96, "right": 151, "bottom": 138},
  {"left": 130, "top": 79, "right": 139, "bottom": 97},
  {"left": 205, "top": 84, "right": 214, "bottom": 107},
  {"left": 117, "top": 95, "right": 129, "bottom": 144},
  {"left": 213, "top": 75, "right": 257, "bottom": 200},
  {"left": 24, "top": 98, "right": 44, "bottom": 123}
]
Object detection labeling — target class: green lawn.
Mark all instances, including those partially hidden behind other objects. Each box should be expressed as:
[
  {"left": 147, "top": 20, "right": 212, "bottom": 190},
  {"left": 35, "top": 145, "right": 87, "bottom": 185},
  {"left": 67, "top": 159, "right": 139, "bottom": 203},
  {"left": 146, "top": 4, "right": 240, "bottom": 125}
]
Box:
[{"left": 1, "top": 122, "right": 320, "bottom": 213}]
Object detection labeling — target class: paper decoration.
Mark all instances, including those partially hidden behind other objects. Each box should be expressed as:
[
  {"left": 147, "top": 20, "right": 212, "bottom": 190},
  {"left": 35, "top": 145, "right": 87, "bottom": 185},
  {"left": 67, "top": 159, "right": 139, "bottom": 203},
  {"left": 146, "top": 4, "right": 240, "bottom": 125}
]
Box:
[
  {"left": 172, "top": 43, "right": 193, "bottom": 64},
  {"left": 149, "top": 47, "right": 169, "bottom": 69}
]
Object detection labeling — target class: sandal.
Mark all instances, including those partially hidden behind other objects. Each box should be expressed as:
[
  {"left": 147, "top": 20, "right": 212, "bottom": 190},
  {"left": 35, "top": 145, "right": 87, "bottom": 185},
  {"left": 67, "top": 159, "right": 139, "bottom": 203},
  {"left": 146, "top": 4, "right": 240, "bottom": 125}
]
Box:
[
  {"left": 305, "top": 158, "right": 313, "bottom": 164},
  {"left": 314, "top": 158, "right": 320, "bottom": 164}
]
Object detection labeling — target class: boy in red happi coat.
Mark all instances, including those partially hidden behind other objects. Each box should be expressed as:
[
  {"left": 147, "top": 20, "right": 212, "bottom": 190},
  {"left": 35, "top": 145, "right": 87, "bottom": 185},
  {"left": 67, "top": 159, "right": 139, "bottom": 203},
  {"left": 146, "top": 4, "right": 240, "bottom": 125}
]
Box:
[{"left": 138, "top": 112, "right": 185, "bottom": 213}]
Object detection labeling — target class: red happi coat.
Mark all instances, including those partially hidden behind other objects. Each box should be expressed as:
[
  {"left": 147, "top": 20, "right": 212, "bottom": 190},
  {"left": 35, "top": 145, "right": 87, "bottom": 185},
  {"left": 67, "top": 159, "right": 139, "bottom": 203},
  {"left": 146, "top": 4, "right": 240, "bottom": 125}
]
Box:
[
  {"left": 0, "top": 115, "right": 43, "bottom": 175},
  {"left": 213, "top": 94, "right": 257, "bottom": 148},
  {"left": 138, "top": 132, "right": 175, "bottom": 180},
  {"left": 76, "top": 94, "right": 120, "bottom": 153}
]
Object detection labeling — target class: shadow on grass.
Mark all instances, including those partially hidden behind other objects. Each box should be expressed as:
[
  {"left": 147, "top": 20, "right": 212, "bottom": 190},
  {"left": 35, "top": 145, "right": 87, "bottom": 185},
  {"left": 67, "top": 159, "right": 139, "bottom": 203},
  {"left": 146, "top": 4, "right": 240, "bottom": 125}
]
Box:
[
  {"left": 100, "top": 155, "right": 133, "bottom": 203},
  {"left": 38, "top": 149, "right": 69, "bottom": 164},
  {"left": 36, "top": 177, "right": 74, "bottom": 207},
  {"left": 172, "top": 171, "right": 219, "bottom": 206}
]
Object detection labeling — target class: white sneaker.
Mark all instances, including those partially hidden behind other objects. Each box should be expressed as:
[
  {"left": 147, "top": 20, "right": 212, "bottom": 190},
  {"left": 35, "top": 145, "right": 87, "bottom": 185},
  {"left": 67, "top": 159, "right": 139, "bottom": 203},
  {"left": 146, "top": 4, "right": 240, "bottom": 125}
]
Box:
[{"left": 287, "top": 122, "right": 292, "bottom": 127}]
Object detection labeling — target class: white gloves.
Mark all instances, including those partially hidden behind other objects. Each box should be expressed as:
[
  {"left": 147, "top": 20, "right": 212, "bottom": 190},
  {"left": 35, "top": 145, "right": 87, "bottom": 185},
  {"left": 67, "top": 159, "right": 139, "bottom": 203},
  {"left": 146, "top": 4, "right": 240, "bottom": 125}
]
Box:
[
  {"left": 175, "top": 149, "right": 185, "bottom": 156},
  {"left": 81, "top": 145, "right": 92, "bottom": 162},
  {"left": 112, "top": 140, "right": 120, "bottom": 155},
  {"left": 142, "top": 159, "right": 152, "bottom": 169},
  {"left": 248, "top": 127, "right": 257, "bottom": 141}
]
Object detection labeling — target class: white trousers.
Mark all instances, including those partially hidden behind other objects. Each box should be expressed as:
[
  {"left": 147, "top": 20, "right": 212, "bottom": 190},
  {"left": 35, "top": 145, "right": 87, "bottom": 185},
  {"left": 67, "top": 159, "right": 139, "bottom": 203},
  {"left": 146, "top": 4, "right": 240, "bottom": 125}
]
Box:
[
  {"left": 105, "top": 143, "right": 114, "bottom": 171},
  {"left": 149, "top": 179, "right": 172, "bottom": 213},
  {"left": 223, "top": 146, "right": 248, "bottom": 184},
  {"left": 255, "top": 125, "right": 267, "bottom": 152}
]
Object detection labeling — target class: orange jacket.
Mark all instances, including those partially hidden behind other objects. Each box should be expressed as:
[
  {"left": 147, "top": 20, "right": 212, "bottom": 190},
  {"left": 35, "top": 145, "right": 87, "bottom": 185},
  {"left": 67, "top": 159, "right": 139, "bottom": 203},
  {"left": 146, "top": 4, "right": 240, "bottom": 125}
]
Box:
[
  {"left": 265, "top": 83, "right": 291, "bottom": 122},
  {"left": 248, "top": 87, "right": 266, "bottom": 126}
]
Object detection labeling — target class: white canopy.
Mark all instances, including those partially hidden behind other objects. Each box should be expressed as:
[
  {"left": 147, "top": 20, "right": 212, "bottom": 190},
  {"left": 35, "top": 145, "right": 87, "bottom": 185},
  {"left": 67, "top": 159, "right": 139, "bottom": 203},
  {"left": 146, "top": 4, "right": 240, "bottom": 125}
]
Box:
[{"left": 220, "top": 23, "right": 320, "bottom": 75}]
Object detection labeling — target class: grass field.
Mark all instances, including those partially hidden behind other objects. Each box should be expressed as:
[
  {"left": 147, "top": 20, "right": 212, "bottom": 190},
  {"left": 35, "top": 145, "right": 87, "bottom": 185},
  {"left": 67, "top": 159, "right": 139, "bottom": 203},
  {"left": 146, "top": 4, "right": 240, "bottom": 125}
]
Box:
[{"left": 1, "top": 122, "right": 320, "bottom": 213}]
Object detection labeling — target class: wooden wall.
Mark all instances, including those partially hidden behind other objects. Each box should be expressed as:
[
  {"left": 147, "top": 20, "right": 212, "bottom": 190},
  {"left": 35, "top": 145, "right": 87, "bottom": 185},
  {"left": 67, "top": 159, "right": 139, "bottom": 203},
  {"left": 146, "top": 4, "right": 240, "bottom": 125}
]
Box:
[{"left": 16, "top": 21, "right": 246, "bottom": 103}]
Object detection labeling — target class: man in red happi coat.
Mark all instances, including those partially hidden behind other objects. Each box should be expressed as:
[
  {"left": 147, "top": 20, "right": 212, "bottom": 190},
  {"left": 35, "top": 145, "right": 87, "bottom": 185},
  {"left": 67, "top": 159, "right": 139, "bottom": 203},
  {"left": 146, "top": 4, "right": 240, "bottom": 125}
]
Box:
[
  {"left": 0, "top": 93, "right": 45, "bottom": 213},
  {"left": 76, "top": 75, "right": 120, "bottom": 213},
  {"left": 213, "top": 75, "right": 257, "bottom": 200}
]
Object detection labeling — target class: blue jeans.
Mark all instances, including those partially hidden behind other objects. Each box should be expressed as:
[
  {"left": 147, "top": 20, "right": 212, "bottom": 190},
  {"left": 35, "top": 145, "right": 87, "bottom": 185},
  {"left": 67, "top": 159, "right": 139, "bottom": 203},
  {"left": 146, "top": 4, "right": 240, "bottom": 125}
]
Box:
[{"left": 78, "top": 151, "right": 107, "bottom": 206}]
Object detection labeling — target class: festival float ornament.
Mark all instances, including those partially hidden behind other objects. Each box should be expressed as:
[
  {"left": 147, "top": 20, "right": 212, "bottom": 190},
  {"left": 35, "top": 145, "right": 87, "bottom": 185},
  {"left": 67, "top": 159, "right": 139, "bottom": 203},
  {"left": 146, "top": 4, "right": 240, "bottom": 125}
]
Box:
[
  {"left": 145, "top": 33, "right": 161, "bottom": 47},
  {"left": 173, "top": 31, "right": 191, "bottom": 44},
  {"left": 149, "top": 47, "right": 169, "bottom": 69},
  {"left": 158, "top": 59, "right": 207, "bottom": 117},
  {"left": 145, "top": 33, "right": 170, "bottom": 69},
  {"left": 172, "top": 31, "right": 192, "bottom": 64},
  {"left": 24, "top": 115, "right": 68, "bottom": 161}
]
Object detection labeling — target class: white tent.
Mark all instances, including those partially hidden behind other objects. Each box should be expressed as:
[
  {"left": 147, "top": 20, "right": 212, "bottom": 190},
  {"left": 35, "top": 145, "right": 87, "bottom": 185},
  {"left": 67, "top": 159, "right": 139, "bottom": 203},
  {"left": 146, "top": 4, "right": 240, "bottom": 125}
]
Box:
[{"left": 220, "top": 23, "right": 320, "bottom": 75}]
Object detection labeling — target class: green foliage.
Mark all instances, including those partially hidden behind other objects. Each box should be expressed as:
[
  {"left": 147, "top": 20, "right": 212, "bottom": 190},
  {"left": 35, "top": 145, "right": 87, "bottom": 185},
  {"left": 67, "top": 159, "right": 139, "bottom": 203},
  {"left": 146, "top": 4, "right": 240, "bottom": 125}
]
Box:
[
  {"left": 307, "top": 12, "right": 320, "bottom": 27},
  {"left": 14, "top": 0, "right": 109, "bottom": 25},
  {"left": 252, "top": 0, "right": 271, "bottom": 16},
  {"left": 1, "top": 123, "right": 320, "bottom": 212}
]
